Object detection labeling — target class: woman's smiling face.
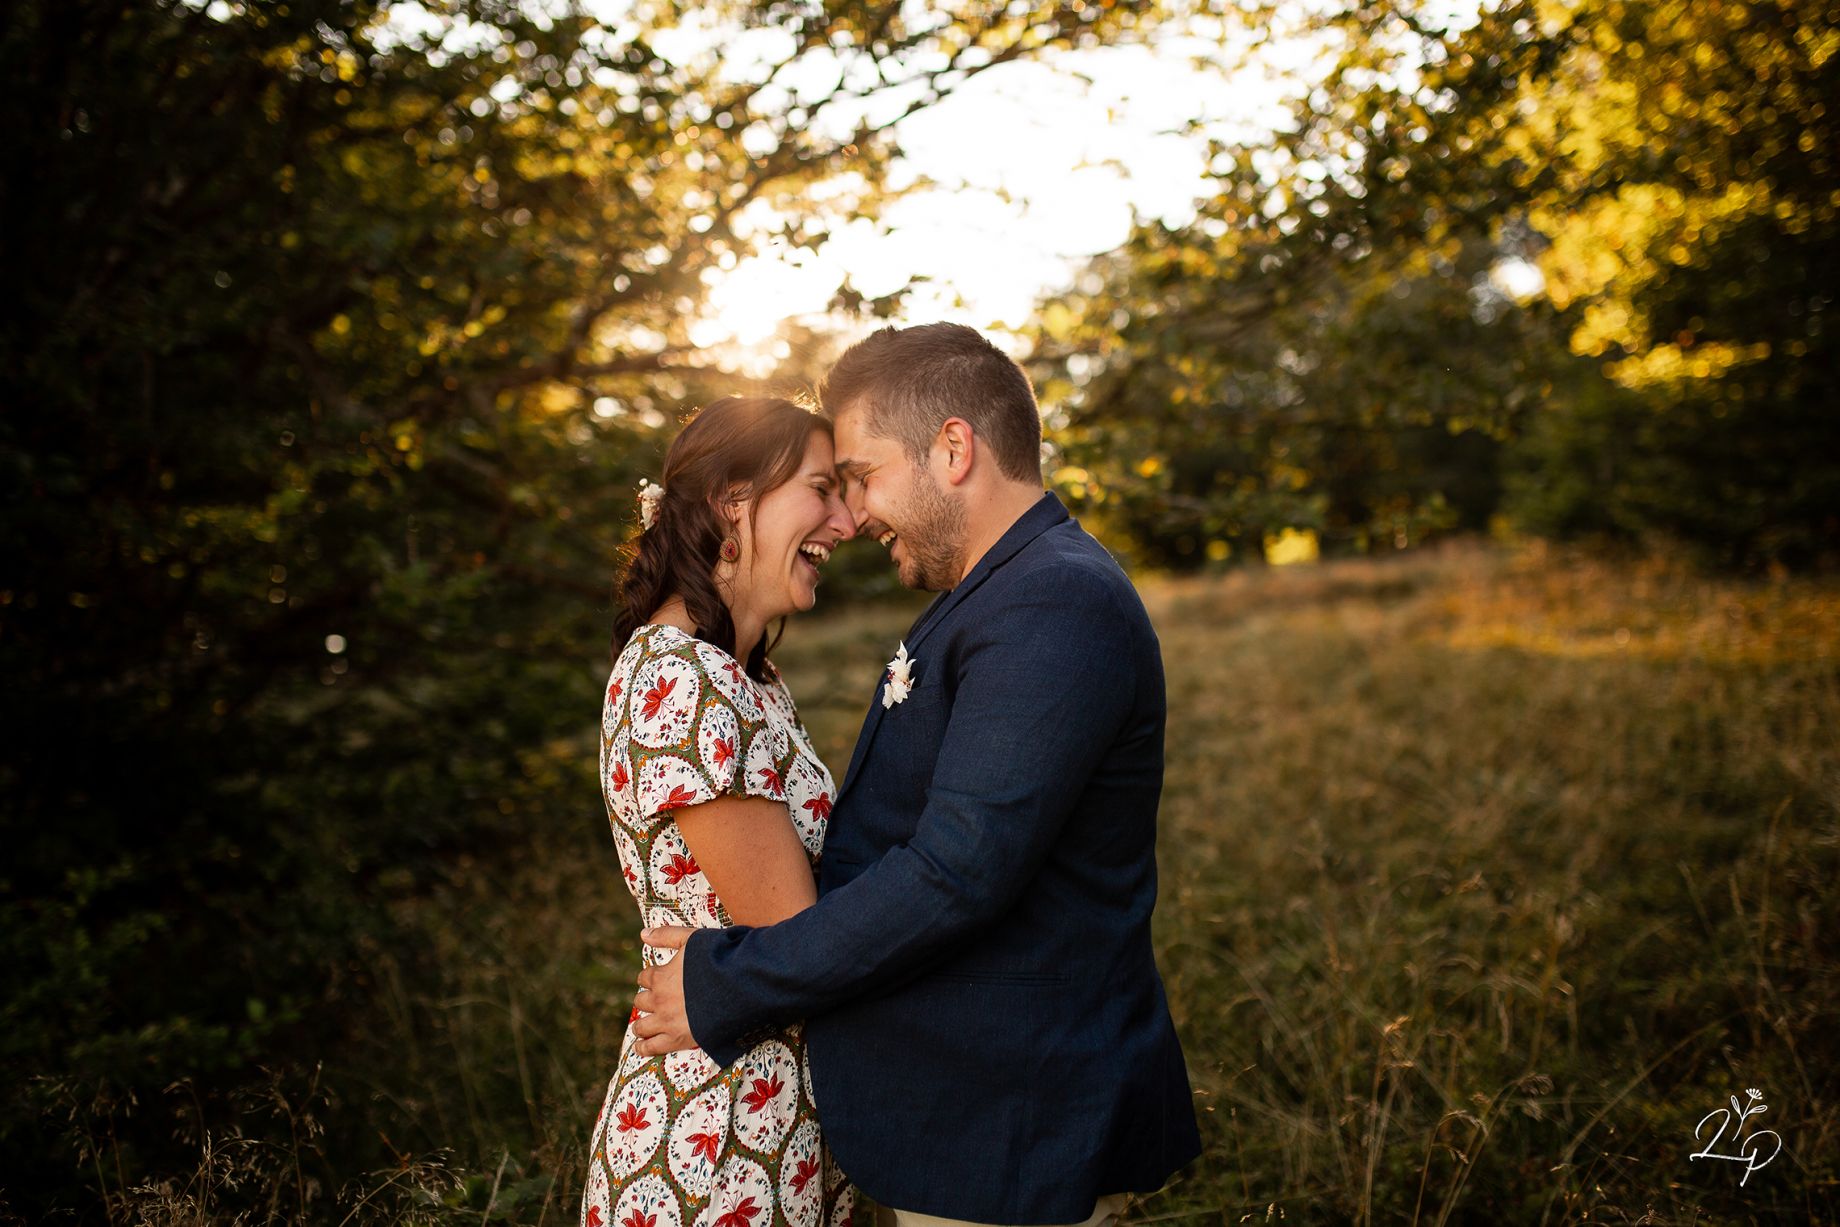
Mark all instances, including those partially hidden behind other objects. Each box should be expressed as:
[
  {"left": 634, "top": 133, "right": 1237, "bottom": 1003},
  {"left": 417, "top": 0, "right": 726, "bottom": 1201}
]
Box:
[{"left": 731, "top": 430, "right": 855, "bottom": 621}]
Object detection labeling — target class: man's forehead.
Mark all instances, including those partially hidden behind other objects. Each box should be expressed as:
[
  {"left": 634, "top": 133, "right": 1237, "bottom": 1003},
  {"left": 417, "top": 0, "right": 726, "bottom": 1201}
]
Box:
[{"left": 829, "top": 403, "right": 880, "bottom": 474}]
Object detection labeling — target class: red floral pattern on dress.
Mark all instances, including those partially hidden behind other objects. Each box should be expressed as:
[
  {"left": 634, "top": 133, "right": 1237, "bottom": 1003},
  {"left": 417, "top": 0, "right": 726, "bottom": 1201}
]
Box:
[
  {"left": 715, "top": 1197, "right": 762, "bottom": 1227},
  {"left": 641, "top": 675, "right": 677, "bottom": 721},
  {"left": 584, "top": 624, "right": 854, "bottom": 1227},
  {"left": 741, "top": 1075, "right": 784, "bottom": 1114}
]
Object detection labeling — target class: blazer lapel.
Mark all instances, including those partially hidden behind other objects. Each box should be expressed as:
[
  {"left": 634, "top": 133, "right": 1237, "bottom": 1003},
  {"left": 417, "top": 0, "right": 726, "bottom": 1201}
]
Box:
[
  {"left": 904, "top": 491, "right": 1070, "bottom": 657},
  {"left": 832, "top": 595, "right": 931, "bottom": 803},
  {"left": 835, "top": 492, "right": 1070, "bottom": 803}
]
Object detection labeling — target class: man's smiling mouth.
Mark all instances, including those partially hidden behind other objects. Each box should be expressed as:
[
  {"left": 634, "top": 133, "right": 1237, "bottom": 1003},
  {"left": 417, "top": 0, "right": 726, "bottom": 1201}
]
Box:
[{"left": 877, "top": 529, "right": 896, "bottom": 548}]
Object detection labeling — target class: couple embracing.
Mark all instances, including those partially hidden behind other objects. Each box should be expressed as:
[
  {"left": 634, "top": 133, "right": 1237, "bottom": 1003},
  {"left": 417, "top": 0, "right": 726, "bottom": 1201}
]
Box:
[{"left": 581, "top": 324, "right": 1202, "bottom": 1227}]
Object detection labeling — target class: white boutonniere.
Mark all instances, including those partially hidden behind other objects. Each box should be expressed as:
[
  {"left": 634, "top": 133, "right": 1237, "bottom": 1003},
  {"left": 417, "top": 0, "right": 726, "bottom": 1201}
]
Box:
[{"left": 882, "top": 641, "right": 915, "bottom": 708}]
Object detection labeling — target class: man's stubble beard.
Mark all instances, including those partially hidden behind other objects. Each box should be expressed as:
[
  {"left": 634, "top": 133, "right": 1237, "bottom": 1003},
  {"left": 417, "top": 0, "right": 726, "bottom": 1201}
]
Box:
[{"left": 896, "top": 466, "right": 967, "bottom": 592}]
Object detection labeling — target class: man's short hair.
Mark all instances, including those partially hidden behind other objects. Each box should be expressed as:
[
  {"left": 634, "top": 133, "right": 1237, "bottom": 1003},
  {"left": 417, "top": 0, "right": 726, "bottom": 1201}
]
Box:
[{"left": 819, "top": 323, "right": 1043, "bottom": 482}]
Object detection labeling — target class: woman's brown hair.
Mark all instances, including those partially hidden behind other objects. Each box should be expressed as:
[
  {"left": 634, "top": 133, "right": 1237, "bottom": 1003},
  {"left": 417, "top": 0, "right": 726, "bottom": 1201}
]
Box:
[{"left": 610, "top": 396, "right": 831, "bottom": 681}]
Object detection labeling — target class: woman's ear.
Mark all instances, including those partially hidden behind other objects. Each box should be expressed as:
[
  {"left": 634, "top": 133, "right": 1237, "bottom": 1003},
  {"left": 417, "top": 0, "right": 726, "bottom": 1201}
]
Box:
[
  {"left": 711, "top": 482, "right": 753, "bottom": 546},
  {"left": 707, "top": 482, "right": 742, "bottom": 527}
]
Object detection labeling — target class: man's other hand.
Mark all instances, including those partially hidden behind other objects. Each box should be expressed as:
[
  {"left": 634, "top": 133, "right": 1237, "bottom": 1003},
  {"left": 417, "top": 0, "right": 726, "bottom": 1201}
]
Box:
[{"left": 631, "top": 926, "right": 698, "bottom": 1056}]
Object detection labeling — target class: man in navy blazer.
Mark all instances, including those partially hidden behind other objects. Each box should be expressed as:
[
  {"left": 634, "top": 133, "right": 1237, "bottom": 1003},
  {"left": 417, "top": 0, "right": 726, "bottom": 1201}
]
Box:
[{"left": 633, "top": 323, "right": 1201, "bottom": 1224}]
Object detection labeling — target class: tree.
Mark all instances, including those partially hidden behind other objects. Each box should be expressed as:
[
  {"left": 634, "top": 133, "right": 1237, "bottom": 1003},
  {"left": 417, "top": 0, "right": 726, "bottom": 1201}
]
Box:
[
  {"left": 1502, "top": 0, "right": 1840, "bottom": 565},
  {"left": 0, "top": 0, "right": 1164, "bottom": 1216},
  {"left": 1035, "top": 0, "right": 1839, "bottom": 570}
]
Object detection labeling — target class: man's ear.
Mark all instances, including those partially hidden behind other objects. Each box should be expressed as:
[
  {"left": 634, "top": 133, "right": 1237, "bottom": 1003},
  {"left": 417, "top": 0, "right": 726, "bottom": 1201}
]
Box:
[{"left": 935, "top": 418, "right": 975, "bottom": 486}]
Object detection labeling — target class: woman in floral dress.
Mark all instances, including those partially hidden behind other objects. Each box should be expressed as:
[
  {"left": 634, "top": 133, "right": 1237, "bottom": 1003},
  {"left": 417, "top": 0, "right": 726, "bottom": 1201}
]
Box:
[{"left": 581, "top": 397, "right": 859, "bottom": 1227}]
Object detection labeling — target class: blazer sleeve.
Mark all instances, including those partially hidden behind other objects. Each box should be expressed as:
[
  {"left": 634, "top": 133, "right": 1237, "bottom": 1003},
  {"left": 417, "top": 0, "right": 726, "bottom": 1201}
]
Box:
[{"left": 676, "top": 566, "right": 1143, "bottom": 1066}]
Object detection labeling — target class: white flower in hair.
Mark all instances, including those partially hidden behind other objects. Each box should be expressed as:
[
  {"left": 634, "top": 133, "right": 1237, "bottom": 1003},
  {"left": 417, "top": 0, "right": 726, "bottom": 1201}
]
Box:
[{"left": 637, "top": 480, "right": 665, "bottom": 529}]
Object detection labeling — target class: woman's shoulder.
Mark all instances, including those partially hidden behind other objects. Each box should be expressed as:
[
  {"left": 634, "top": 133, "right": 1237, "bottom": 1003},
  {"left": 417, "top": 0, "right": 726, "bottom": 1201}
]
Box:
[
  {"left": 622, "top": 624, "right": 770, "bottom": 722},
  {"left": 644, "top": 623, "right": 744, "bottom": 678},
  {"left": 618, "top": 622, "right": 713, "bottom": 668},
  {"left": 611, "top": 623, "right": 674, "bottom": 682}
]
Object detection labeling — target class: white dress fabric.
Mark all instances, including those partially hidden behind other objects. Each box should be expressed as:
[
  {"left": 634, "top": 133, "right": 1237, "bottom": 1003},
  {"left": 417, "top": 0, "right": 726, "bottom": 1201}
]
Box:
[{"left": 579, "top": 624, "right": 856, "bottom": 1227}]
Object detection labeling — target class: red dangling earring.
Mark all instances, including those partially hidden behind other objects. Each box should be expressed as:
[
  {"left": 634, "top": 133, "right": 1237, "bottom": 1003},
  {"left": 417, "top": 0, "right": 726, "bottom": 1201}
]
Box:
[{"left": 719, "top": 536, "right": 740, "bottom": 562}]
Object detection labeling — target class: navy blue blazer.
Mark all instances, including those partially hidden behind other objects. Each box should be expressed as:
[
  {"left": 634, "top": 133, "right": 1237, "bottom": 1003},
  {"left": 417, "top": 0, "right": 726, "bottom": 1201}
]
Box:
[{"left": 678, "top": 491, "right": 1202, "bottom": 1222}]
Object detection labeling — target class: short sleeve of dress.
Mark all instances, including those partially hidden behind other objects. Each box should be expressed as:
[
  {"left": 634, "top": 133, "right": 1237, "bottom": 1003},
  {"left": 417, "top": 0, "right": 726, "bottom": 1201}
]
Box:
[{"left": 624, "top": 636, "right": 793, "bottom": 825}]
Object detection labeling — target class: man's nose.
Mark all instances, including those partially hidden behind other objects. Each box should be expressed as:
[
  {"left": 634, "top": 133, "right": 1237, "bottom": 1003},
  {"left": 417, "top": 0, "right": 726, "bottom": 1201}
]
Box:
[
  {"left": 829, "top": 496, "right": 859, "bottom": 542},
  {"left": 841, "top": 489, "right": 869, "bottom": 537}
]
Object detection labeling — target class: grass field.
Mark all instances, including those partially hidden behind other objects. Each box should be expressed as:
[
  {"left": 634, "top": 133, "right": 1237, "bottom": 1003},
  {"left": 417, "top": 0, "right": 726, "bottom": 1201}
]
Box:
[
  {"left": 136, "top": 540, "right": 1835, "bottom": 1226},
  {"left": 775, "top": 541, "right": 1839, "bottom": 1225}
]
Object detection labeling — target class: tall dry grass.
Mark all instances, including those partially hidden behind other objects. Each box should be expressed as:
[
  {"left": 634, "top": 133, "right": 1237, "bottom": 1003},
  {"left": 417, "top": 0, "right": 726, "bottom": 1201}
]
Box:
[
  {"left": 783, "top": 541, "right": 1838, "bottom": 1223},
  {"left": 107, "top": 540, "right": 1837, "bottom": 1225},
  {"left": 1132, "top": 541, "right": 1839, "bottom": 1224}
]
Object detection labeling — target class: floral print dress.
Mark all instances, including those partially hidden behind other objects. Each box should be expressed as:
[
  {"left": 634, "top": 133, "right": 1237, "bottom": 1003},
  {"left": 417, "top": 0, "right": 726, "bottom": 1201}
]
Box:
[{"left": 581, "top": 624, "right": 857, "bottom": 1227}]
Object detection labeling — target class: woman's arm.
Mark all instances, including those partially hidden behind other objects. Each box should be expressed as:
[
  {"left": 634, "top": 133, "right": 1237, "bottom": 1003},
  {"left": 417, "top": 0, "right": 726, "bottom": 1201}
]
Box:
[{"left": 672, "top": 796, "right": 817, "bottom": 927}]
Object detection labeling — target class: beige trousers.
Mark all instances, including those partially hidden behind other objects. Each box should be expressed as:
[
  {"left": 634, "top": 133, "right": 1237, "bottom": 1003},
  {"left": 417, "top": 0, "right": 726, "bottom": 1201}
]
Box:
[{"left": 885, "top": 1193, "right": 1129, "bottom": 1227}]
